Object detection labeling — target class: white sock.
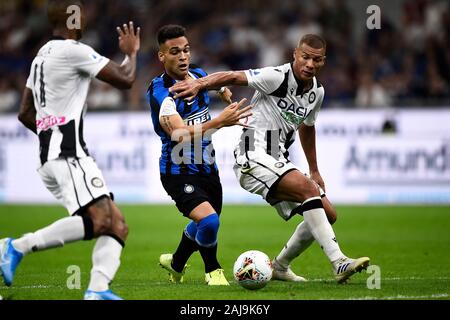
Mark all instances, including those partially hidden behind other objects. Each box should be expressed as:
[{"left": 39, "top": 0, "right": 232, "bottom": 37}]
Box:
[
  {"left": 302, "top": 197, "right": 344, "bottom": 263},
  {"left": 12, "top": 216, "right": 85, "bottom": 255},
  {"left": 275, "top": 221, "right": 314, "bottom": 270},
  {"left": 88, "top": 236, "right": 123, "bottom": 292}
]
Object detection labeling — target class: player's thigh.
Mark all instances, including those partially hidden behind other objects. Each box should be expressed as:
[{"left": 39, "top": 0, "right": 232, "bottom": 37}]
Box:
[
  {"left": 38, "top": 158, "right": 81, "bottom": 215},
  {"left": 160, "top": 175, "right": 210, "bottom": 218},
  {"left": 38, "top": 161, "right": 64, "bottom": 204},
  {"left": 201, "top": 174, "right": 223, "bottom": 215},
  {"left": 234, "top": 153, "right": 297, "bottom": 200},
  {"left": 188, "top": 175, "right": 223, "bottom": 222},
  {"left": 40, "top": 157, "right": 110, "bottom": 215},
  {"left": 188, "top": 201, "right": 217, "bottom": 222},
  {"left": 273, "top": 169, "right": 321, "bottom": 202}
]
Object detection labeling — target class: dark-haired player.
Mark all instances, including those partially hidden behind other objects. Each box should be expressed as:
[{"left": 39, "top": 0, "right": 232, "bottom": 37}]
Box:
[
  {"left": 0, "top": 0, "right": 140, "bottom": 299},
  {"left": 147, "top": 25, "right": 251, "bottom": 285},
  {"left": 170, "top": 34, "right": 370, "bottom": 283}
]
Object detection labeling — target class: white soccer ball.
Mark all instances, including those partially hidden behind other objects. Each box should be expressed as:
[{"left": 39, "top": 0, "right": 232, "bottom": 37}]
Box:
[{"left": 233, "top": 250, "right": 273, "bottom": 290}]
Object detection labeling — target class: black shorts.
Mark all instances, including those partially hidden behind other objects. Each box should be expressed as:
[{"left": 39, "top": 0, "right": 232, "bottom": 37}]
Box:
[{"left": 160, "top": 174, "right": 223, "bottom": 217}]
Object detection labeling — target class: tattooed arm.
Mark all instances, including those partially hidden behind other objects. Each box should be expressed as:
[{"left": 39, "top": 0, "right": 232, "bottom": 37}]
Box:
[{"left": 159, "top": 98, "right": 251, "bottom": 143}]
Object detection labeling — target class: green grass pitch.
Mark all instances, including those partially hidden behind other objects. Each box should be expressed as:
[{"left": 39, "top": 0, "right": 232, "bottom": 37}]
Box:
[{"left": 0, "top": 204, "right": 449, "bottom": 300}]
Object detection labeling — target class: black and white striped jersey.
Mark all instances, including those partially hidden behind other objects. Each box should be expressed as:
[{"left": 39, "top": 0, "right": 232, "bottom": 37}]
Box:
[
  {"left": 25, "top": 38, "right": 109, "bottom": 165},
  {"left": 236, "top": 63, "right": 324, "bottom": 160}
]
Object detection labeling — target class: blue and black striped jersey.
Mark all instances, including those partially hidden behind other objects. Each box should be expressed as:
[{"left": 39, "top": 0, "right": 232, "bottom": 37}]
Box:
[{"left": 147, "top": 65, "right": 218, "bottom": 175}]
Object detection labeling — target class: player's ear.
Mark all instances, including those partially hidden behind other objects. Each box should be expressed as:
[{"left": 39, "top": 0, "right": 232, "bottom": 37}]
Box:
[
  {"left": 158, "top": 51, "right": 165, "bottom": 63},
  {"left": 293, "top": 47, "right": 299, "bottom": 60}
]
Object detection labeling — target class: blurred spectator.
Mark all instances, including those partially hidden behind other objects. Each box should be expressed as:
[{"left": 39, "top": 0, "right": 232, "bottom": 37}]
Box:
[
  {"left": 88, "top": 80, "right": 124, "bottom": 111},
  {"left": 0, "top": 79, "right": 20, "bottom": 113},
  {"left": 356, "top": 72, "right": 393, "bottom": 108},
  {"left": 286, "top": 9, "right": 322, "bottom": 49},
  {"left": 0, "top": 0, "right": 448, "bottom": 112}
]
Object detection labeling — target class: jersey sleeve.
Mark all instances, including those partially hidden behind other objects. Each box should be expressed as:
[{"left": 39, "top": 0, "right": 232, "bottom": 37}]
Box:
[
  {"left": 159, "top": 97, "right": 178, "bottom": 118},
  {"left": 67, "top": 42, "right": 110, "bottom": 78},
  {"left": 244, "top": 66, "right": 286, "bottom": 94},
  {"left": 25, "top": 72, "right": 33, "bottom": 90},
  {"left": 303, "top": 88, "right": 324, "bottom": 126}
]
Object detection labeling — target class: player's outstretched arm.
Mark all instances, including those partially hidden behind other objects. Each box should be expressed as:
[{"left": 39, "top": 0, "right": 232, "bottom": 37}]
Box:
[
  {"left": 96, "top": 21, "right": 140, "bottom": 89},
  {"left": 18, "top": 88, "right": 37, "bottom": 134},
  {"left": 170, "top": 71, "right": 248, "bottom": 101},
  {"left": 214, "top": 98, "right": 252, "bottom": 129},
  {"left": 160, "top": 98, "right": 252, "bottom": 142}
]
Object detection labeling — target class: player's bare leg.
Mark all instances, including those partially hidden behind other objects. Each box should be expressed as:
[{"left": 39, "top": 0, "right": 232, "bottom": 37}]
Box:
[
  {"left": 273, "top": 170, "right": 369, "bottom": 283},
  {"left": 0, "top": 192, "right": 128, "bottom": 291},
  {"left": 84, "top": 196, "right": 127, "bottom": 300},
  {"left": 1, "top": 207, "right": 95, "bottom": 287}
]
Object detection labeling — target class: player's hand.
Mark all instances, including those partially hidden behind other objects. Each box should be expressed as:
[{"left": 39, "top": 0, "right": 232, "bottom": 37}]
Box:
[
  {"left": 116, "top": 21, "right": 140, "bottom": 56},
  {"left": 217, "top": 87, "right": 232, "bottom": 104},
  {"left": 310, "top": 170, "right": 326, "bottom": 192},
  {"left": 217, "top": 98, "right": 252, "bottom": 128},
  {"left": 170, "top": 78, "right": 201, "bottom": 101}
]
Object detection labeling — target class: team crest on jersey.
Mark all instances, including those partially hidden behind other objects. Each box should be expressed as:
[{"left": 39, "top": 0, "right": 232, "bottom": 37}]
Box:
[
  {"left": 240, "top": 161, "right": 252, "bottom": 173},
  {"left": 308, "top": 92, "right": 316, "bottom": 104},
  {"left": 91, "top": 177, "right": 104, "bottom": 188},
  {"left": 184, "top": 184, "right": 194, "bottom": 194},
  {"left": 274, "top": 162, "right": 285, "bottom": 168}
]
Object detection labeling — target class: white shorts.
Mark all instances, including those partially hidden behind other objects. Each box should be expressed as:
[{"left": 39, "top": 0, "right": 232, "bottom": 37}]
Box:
[
  {"left": 37, "top": 156, "right": 110, "bottom": 215},
  {"left": 233, "top": 151, "right": 325, "bottom": 221}
]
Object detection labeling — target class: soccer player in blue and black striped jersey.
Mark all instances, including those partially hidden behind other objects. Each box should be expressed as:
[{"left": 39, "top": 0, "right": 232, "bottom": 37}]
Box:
[{"left": 147, "top": 25, "right": 251, "bottom": 285}]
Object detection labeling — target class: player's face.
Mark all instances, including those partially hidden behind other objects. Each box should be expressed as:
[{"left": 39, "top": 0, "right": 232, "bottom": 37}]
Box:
[
  {"left": 158, "top": 36, "right": 191, "bottom": 80},
  {"left": 293, "top": 43, "right": 326, "bottom": 81}
]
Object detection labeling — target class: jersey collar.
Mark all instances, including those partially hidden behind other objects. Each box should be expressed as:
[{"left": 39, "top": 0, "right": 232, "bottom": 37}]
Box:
[
  {"left": 162, "top": 70, "right": 198, "bottom": 88},
  {"left": 50, "top": 36, "right": 66, "bottom": 41},
  {"left": 162, "top": 73, "right": 175, "bottom": 88}
]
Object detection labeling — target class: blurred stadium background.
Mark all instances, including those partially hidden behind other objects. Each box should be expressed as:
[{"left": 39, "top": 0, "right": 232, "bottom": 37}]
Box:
[
  {"left": 1, "top": 0, "right": 449, "bottom": 111},
  {"left": 1, "top": 0, "right": 450, "bottom": 301},
  {"left": 0, "top": 0, "right": 449, "bottom": 205}
]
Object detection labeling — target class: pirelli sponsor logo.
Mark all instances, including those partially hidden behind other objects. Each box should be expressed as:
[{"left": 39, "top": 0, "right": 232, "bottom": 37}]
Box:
[{"left": 184, "top": 109, "right": 210, "bottom": 125}]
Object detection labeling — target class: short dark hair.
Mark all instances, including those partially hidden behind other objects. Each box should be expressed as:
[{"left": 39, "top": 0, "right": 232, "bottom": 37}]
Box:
[
  {"left": 47, "top": 0, "right": 83, "bottom": 28},
  {"left": 298, "top": 34, "right": 326, "bottom": 50},
  {"left": 157, "top": 25, "right": 186, "bottom": 46}
]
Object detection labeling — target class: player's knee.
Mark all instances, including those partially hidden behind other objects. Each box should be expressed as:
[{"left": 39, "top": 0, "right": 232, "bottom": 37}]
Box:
[
  {"left": 93, "top": 214, "right": 112, "bottom": 235},
  {"left": 115, "top": 219, "right": 129, "bottom": 240},
  {"left": 103, "top": 212, "right": 128, "bottom": 247},
  {"left": 195, "top": 213, "right": 220, "bottom": 247},
  {"left": 327, "top": 207, "right": 337, "bottom": 225},
  {"left": 184, "top": 220, "right": 197, "bottom": 240},
  {"left": 110, "top": 205, "right": 128, "bottom": 240},
  {"left": 86, "top": 197, "right": 114, "bottom": 235},
  {"left": 300, "top": 181, "right": 321, "bottom": 200}
]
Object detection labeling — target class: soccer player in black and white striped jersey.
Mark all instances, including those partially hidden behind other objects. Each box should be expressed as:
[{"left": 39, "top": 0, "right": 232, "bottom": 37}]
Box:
[
  {"left": 0, "top": 0, "right": 140, "bottom": 299},
  {"left": 171, "top": 34, "right": 370, "bottom": 284}
]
